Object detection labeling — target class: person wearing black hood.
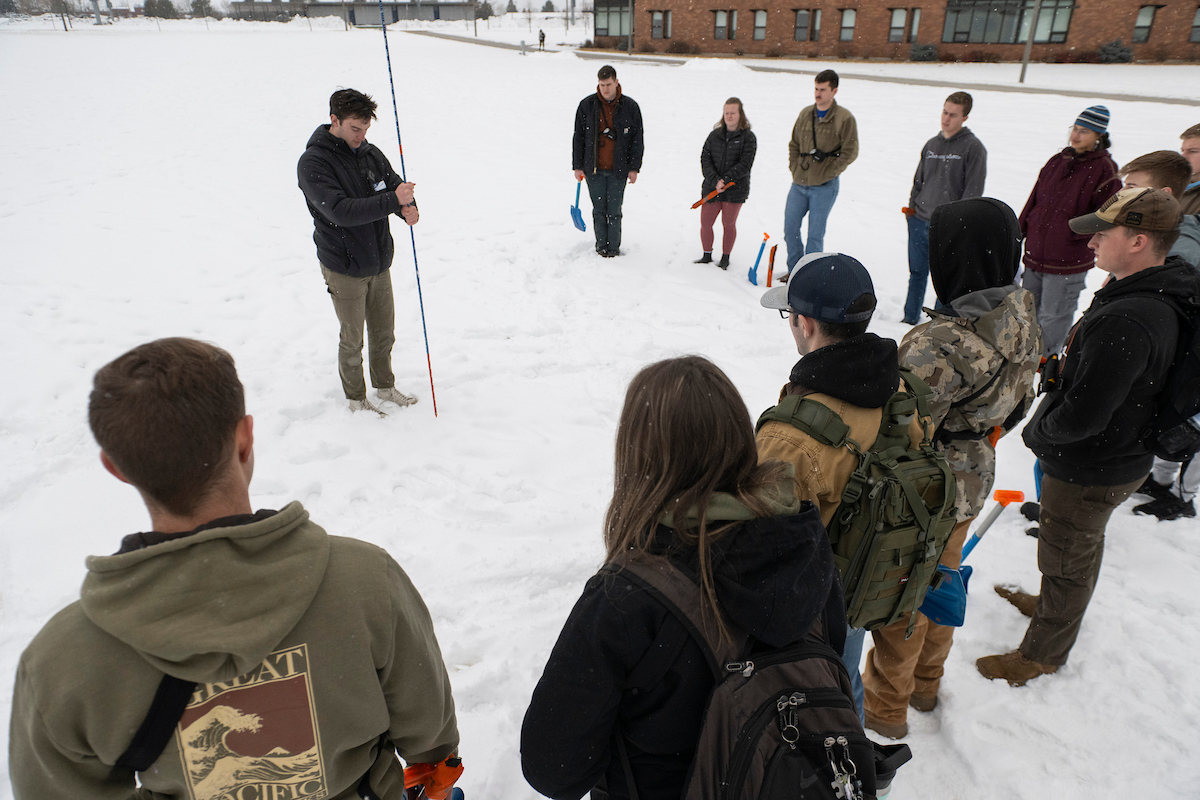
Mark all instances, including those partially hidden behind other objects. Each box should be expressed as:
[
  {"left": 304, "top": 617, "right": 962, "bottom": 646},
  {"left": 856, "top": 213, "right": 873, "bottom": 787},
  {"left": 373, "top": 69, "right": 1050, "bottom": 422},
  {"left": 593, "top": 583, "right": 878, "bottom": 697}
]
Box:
[
  {"left": 521, "top": 356, "right": 843, "bottom": 800},
  {"left": 979, "top": 187, "right": 1200, "bottom": 687},
  {"left": 297, "top": 89, "right": 420, "bottom": 415},
  {"left": 861, "top": 198, "right": 1041, "bottom": 738},
  {"left": 756, "top": 253, "right": 924, "bottom": 722}
]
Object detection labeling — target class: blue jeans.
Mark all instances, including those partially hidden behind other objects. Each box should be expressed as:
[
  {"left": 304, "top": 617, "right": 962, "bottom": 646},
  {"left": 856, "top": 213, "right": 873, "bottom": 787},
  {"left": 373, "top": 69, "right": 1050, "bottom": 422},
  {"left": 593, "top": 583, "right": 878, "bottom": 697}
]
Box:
[
  {"left": 585, "top": 170, "right": 627, "bottom": 253},
  {"left": 842, "top": 624, "right": 866, "bottom": 723},
  {"left": 905, "top": 215, "right": 931, "bottom": 323},
  {"left": 784, "top": 178, "right": 840, "bottom": 271}
]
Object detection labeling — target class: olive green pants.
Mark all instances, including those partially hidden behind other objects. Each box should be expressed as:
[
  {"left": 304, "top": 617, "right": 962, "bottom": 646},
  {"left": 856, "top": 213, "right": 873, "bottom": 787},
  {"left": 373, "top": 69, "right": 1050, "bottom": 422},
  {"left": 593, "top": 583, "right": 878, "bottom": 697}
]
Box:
[{"left": 321, "top": 265, "right": 395, "bottom": 401}]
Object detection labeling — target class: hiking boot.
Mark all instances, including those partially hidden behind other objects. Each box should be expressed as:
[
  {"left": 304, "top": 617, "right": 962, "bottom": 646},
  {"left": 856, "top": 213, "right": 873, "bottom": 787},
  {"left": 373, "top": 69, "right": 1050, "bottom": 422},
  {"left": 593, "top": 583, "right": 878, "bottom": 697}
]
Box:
[
  {"left": 1025, "top": 525, "right": 1039, "bottom": 538},
  {"left": 694, "top": 252, "right": 713, "bottom": 264},
  {"left": 864, "top": 712, "right": 908, "bottom": 740},
  {"left": 995, "top": 585, "right": 1037, "bottom": 617},
  {"left": 378, "top": 387, "right": 418, "bottom": 407},
  {"left": 1020, "top": 501, "right": 1041, "bottom": 522},
  {"left": 901, "top": 317, "right": 919, "bottom": 325},
  {"left": 349, "top": 398, "right": 386, "bottom": 416},
  {"left": 975, "top": 650, "right": 1058, "bottom": 686},
  {"left": 909, "top": 693, "right": 938, "bottom": 713},
  {"left": 718, "top": 254, "right": 730, "bottom": 270},
  {"left": 1135, "top": 476, "right": 1175, "bottom": 504},
  {"left": 1133, "top": 495, "right": 1196, "bottom": 521}
]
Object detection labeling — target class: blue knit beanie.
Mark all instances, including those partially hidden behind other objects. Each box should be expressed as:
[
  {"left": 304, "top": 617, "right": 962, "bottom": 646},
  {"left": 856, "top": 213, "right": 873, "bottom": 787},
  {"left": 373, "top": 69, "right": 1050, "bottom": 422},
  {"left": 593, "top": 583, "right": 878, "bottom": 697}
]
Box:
[{"left": 1075, "top": 105, "right": 1110, "bottom": 134}]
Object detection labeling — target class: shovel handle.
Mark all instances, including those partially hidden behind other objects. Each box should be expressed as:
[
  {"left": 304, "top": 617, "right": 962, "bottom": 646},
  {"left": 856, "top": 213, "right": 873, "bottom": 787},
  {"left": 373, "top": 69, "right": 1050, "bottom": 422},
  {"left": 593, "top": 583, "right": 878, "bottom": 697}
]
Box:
[
  {"left": 691, "top": 181, "right": 736, "bottom": 209},
  {"left": 575, "top": 181, "right": 581, "bottom": 208},
  {"left": 959, "top": 489, "right": 1025, "bottom": 563}
]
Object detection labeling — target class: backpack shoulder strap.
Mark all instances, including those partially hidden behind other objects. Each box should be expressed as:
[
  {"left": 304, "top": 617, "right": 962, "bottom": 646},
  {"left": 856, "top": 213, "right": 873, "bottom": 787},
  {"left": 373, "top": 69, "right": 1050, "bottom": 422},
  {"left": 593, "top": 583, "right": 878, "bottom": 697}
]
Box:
[
  {"left": 756, "top": 394, "right": 854, "bottom": 450},
  {"left": 111, "top": 674, "right": 197, "bottom": 776},
  {"left": 604, "top": 552, "right": 745, "bottom": 680}
]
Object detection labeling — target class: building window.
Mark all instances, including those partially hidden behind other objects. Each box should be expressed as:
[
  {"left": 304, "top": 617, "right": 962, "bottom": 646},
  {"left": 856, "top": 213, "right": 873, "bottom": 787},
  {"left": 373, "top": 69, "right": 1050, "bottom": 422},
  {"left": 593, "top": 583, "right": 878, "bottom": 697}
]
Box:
[
  {"left": 650, "top": 9, "right": 671, "bottom": 37},
  {"left": 1192, "top": 6, "right": 1200, "bottom": 42},
  {"left": 909, "top": 6, "right": 920, "bottom": 40},
  {"left": 1133, "top": 5, "right": 1158, "bottom": 43},
  {"left": 889, "top": 8, "right": 906, "bottom": 41},
  {"left": 839, "top": 8, "right": 855, "bottom": 40},
  {"left": 753, "top": 9, "right": 767, "bottom": 38},
  {"left": 942, "top": 0, "right": 1072, "bottom": 45},
  {"left": 595, "top": 1, "right": 630, "bottom": 36},
  {"left": 794, "top": 8, "right": 821, "bottom": 39},
  {"left": 714, "top": 9, "right": 737, "bottom": 39}
]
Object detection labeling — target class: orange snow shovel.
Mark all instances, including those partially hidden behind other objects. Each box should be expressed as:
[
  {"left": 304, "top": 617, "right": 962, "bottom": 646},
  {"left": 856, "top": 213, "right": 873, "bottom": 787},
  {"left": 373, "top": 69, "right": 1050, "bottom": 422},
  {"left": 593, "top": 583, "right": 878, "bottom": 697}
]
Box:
[{"left": 691, "top": 181, "right": 736, "bottom": 209}]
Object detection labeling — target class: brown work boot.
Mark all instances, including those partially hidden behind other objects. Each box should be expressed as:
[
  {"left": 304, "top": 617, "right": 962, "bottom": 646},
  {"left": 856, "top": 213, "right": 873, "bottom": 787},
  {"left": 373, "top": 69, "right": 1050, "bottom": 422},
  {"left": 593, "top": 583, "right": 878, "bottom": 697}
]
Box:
[
  {"left": 976, "top": 650, "right": 1058, "bottom": 686},
  {"left": 995, "top": 585, "right": 1038, "bottom": 617},
  {"left": 864, "top": 712, "right": 908, "bottom": 740},
  {"left": 909, "top": 693, "right": 938, "bottom": 713}
]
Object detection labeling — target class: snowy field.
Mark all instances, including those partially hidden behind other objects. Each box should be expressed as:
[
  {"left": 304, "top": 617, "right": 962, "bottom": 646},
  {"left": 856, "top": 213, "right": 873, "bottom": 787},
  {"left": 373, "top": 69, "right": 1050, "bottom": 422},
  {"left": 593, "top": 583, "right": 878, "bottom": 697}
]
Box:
[{"left": 2, "top": 17, "right": 1200, "bottom": 799}]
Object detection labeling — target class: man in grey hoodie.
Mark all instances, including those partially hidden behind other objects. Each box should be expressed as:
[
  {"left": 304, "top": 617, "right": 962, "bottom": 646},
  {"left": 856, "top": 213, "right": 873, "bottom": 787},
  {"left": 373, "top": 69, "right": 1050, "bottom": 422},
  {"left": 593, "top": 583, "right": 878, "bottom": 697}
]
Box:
[{"left": 902, "top": 92, "right": 988, "bottom": 324}]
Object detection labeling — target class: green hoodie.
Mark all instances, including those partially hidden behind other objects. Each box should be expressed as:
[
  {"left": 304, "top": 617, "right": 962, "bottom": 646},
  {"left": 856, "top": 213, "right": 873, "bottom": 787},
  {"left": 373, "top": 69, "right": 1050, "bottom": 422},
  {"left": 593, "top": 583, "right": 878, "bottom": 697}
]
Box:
[{"left": 9, "top": 502, "right": 458, "bottom": 800}]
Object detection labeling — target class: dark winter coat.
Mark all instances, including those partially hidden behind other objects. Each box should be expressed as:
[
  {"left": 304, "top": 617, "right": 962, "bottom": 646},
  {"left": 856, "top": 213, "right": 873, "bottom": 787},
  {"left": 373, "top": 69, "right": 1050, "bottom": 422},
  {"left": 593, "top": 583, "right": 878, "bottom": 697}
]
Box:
[
  {"left": 520, "top": 491, "right": 844, "bottom": 800},
  {"left": 1024, "top": 256, "right": 1200, "bottom": 485},
  {"left": 700, "top": 126, "right": 757, "bottom": 204},
  {"left": 1018, "top": 147, "right": 1120, "bottom": 275},
  {"left": 573, "top": 92, "right": 645, "bottom": 178},
  {"left": 298, "top": 124, "right": 404, "bottom": 279}
]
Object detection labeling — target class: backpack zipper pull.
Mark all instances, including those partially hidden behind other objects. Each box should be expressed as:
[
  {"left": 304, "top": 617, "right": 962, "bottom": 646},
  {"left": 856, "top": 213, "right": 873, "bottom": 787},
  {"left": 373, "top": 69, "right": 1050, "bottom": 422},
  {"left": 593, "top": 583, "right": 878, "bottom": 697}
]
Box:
[
  {"left": 725, "top": 660, "right": 755, "bottom": 677},
  {"left": 777, "top": 694, "right": 804, "bottom": 748},
  {"left": 825, "top": 736, "right": 863, "bottom": 800}
]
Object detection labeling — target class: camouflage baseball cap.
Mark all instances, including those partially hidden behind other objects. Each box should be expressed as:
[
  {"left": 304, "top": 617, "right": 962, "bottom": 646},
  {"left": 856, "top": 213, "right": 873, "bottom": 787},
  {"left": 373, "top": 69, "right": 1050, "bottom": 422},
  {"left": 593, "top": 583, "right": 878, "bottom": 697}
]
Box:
[{"left": 1068, "top": 187, "right": 1182, "bottom": 234}]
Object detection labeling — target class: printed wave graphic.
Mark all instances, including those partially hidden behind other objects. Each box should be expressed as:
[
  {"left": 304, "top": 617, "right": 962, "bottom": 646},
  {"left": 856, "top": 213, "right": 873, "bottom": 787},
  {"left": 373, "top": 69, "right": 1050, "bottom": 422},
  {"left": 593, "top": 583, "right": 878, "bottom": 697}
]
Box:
[{"left": 181, "top": 705, "right": 321, "bottom": 799}]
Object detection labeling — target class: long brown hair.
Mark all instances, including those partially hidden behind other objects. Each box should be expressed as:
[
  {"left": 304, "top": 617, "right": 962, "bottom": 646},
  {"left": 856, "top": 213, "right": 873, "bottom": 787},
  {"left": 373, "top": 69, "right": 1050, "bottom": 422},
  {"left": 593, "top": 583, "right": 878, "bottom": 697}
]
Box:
[
  {"left": 604, "top": 356, "right": 788, "bottom": 639},
  {"left": 714, "top": 97, "right": 752, "bottom": 131}
]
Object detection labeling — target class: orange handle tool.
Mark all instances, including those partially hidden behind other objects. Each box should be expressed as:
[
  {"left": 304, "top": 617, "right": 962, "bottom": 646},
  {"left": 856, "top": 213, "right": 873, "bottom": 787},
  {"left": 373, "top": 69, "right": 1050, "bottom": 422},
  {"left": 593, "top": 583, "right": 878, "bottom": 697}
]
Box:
[{"left": 692, "top": 181, "right": 736, "bottom": 209}]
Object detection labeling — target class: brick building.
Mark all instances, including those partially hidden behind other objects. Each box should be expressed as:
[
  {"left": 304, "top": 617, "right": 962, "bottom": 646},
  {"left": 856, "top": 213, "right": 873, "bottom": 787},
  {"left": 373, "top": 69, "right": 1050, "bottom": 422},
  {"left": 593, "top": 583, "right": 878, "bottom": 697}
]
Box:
[{"left": 593, "top": 0, "right": 1200, "bottom": 61}]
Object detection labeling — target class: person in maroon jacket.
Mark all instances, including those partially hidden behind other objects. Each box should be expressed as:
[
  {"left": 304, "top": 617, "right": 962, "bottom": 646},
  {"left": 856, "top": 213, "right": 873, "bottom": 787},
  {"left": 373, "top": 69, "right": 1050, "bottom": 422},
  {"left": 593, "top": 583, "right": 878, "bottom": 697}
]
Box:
[{"left": 1018, "top": 106, "right": 1120, "bottom": 356}]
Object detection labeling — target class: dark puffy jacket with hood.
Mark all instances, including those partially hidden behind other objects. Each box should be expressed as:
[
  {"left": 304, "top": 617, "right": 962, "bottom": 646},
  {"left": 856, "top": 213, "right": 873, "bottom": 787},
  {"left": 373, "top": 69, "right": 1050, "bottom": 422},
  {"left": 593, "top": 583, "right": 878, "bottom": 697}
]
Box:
[
  {"left": 298, "top": 124, "right": 404, "bottom": 278},
  {"left": 1024, "top": 255, "right": 1200, "bottom": 485},
  {"left": 700, "top": 126, "right": 757, "bottom": 204},
  {"left": 1019, "top": 146, "right": 1120, "bottom": 274},
  {"left": 520, "top": 478, "right": 844, "bottom": 800}
]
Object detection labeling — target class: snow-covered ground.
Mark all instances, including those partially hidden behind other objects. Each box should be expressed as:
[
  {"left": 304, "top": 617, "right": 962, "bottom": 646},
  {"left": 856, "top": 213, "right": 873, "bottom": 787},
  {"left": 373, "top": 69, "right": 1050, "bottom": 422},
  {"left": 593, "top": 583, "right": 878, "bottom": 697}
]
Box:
[{"left": 2, "top": 18, "right": 1199, "bottom": 799}]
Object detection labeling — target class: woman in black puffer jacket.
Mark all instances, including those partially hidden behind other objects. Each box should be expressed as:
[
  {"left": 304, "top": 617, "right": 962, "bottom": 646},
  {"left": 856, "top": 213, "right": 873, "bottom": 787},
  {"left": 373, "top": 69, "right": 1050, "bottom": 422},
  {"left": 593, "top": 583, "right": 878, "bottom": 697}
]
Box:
[
  {"left": 696, "top": 99, "right": 758, "bottom": 270},
  {"left": 520, "top": 356, "right": 844, "bottom": 800}
]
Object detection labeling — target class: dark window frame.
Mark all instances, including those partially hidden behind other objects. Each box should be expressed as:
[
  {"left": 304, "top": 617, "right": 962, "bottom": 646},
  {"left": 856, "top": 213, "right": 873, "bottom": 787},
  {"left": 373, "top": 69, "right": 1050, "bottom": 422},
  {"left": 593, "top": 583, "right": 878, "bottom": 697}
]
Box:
[
  {"left": 650, "top": 9, "right": 671, "bottom": 38},
  {"left": 1133, "top": 4, "right": 1159, "bottom": 43},
  {"left": 714, "top": 8, "right": 737, "bottom": 39},
  {"left": 941, "top": 0, "right": 1073, "bottom": 45},
  {"left": 753, "top": 8, "right": 767, "bottom": 39},
  {"left": 839, "top": 7, "right": 855, "bottom": 40},
  {"left": 888, "top": 7, "right": 906, "bottom": 41},
  {"left": 793, "top": 7, "right": 821, "bottom": 40}
]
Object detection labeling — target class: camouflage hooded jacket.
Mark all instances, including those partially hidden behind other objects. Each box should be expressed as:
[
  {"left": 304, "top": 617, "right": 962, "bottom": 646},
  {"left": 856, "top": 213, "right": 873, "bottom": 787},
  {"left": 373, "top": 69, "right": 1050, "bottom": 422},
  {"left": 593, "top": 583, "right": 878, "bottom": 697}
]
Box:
[{"left": 899, "top": 286, "right": 1042, "bottom": 520}]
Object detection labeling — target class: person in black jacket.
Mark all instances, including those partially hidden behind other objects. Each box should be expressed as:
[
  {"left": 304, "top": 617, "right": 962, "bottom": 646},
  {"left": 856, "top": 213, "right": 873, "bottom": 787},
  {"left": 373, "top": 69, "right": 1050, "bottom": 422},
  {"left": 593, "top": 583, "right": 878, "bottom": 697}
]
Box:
[
  {"left": 521, "top": 356, "right": 844, "bottom": 800},
  {"left": 573, "top": 65, "right": 644, "bottom": 258},
  {"left": 695, "top": 98, "right": 757, "bottom": 270},
  {"left": 978, "top": 187, "right": 1200, "bottom": 686},
  {"left": 298, "top": 89, "right": 419, "bottom": 415}
]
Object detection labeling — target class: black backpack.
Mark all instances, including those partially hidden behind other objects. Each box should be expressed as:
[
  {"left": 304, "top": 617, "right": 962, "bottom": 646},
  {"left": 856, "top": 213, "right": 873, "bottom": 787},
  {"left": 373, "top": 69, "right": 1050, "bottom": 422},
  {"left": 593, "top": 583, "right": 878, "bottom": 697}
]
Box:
[
  {"left": 756, "top": 370, "right": 957, "bottom": 638},
  {"left": 1141, "top": 293, "right": 1200, "bottom": 461},
  {"left": 606, "top": 552, "right": 911, "bottom": 800}
]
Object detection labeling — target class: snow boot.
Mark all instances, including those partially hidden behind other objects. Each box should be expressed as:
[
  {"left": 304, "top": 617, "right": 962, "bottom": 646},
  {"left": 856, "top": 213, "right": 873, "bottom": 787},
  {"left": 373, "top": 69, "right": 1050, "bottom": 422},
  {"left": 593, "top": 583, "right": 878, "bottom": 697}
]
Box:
[
  {"left": 995, "top": 585, "right": 1037, "bottom": 617},
  {"left": 975, "top": 650, "right": 1058, "bottom": 687},
  {"left": 909, "top": 694, "right": 937, "bottom": 713},
  {"left": 378, "top": 387, "right": 418, "bottom": 407},
  {"left": 1133, "top": 495, "right": 1196, "bottom": 521},
  {"left": 717, "top": 254, "right": 730, "bottom": 270},
  {"left": 694, "top": 252, "right": 713, "bottom": 264},
  {"left": 349, "top": 398, "right": 386, "bottom": 416},
  {"left": 1020, "top": 501, "right": 1040, "bottom": 522},
  {"left": 1135, "top": 476, "right": 1176, "bottom": 504}
]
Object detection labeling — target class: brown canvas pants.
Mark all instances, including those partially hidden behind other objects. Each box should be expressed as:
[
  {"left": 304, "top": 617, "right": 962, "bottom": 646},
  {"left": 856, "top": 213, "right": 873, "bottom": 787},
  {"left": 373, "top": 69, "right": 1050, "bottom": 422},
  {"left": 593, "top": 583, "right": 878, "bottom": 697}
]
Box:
[
  {"left": 862, "top": 518, "right": 972, "bottom": 725},
  {"left": 1019, "top": 473, "right": 1143, "bottom": 666},
  {"left": 321, "top": 265, "right": 396, "bottom": 401}
]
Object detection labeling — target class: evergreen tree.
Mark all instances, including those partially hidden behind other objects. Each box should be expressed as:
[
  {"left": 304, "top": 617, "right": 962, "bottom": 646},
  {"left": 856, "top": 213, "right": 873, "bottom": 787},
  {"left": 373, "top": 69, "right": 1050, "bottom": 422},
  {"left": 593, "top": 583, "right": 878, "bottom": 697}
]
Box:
[
  {"left": 475, "top": 0, "right": 493, "bottom": 17},
  {"left": 505, "top": 0, "right": 516, "bottom": 11},
  {"left": 541, "top": 0, "right": 553, "bottom": 10}
]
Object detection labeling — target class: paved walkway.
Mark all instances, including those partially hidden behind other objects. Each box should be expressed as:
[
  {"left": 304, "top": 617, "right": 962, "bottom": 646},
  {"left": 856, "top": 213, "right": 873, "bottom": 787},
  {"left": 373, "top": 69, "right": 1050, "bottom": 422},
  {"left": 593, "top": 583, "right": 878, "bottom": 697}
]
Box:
[{"left": 403, "top": 31, "right": 1199, "bottom": 106}]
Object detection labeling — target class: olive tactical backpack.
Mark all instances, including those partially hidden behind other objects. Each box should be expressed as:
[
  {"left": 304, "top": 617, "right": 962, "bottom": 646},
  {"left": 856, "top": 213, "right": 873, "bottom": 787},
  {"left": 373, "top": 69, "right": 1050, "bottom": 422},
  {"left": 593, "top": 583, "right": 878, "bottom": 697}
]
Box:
[
  {"left": 606, "top": 553, "right": 911, "bottom": 800},
  {"left": 756, "top": 370, "right": 958, "bottom": 636}
]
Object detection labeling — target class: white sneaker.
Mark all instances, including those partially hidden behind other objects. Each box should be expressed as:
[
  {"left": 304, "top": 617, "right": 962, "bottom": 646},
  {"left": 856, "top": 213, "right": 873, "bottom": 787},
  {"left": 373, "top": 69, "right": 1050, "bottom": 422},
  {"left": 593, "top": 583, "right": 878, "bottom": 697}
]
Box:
[
  {"left": 377, "top": 387, "right": 418, "bottom": 407},
  {"left": 349, "top": 398, "right": 386, "bottom": 416}
]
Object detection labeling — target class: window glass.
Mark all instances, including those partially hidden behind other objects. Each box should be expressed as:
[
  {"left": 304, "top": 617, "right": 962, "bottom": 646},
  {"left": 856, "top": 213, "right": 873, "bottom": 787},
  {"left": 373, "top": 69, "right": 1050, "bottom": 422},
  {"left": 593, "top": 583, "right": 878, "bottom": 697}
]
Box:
[
  {"left": 840, "top": 7, "right": 855, "bottom": 40},
  {"left": 794, "top": 8, "right": 809, "bottom": 40}
]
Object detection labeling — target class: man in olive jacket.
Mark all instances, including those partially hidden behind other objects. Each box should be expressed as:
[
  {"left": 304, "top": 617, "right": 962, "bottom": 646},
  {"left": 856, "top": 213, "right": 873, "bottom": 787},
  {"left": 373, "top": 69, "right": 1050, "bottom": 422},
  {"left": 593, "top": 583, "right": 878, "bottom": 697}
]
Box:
[
  {"left": 9, "top": 338, "right": 460, "bottom": 800},
  {"left": 784, "top": 69, "right": 859, "bottom": 274}
]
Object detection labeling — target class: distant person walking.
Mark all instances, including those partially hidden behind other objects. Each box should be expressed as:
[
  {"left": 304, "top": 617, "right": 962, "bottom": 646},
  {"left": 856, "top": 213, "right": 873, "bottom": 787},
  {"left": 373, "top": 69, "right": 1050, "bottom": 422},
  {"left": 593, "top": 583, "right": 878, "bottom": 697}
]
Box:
[
  {"left": 784, "top": 69, "right": 859, "bottom": 277},
  {"left": 695, "top": 98, "right": 757, "bottom": 270},
  {"left": 573, "top": 65, "right": 645, "bottom": 257},
  {"left": 1018, "top": 106, "right": 1119, "bottom": 356},
  {"left": 901, "top": 91, "right": 987, "bottom": 324},
  {"left": 538, "top": 29, "right": 545, "bottom": 50}
]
